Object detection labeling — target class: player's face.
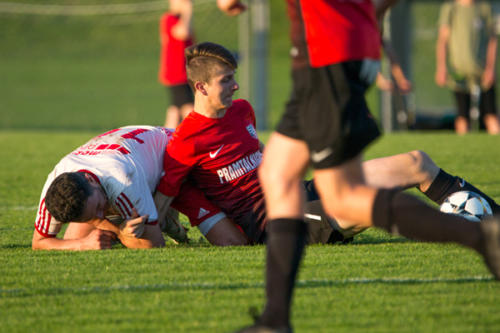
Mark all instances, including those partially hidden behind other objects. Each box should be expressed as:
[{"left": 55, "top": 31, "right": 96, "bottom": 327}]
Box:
[
  {"left": 206, "top": 65, "right": 239, "bottom": 110},
  {"left": 79, "top": 182, "right": 109, "bottom": 222}
]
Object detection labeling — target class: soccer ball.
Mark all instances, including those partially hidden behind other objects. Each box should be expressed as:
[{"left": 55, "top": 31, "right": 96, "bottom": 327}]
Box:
[{"left": 440, "top": 191, "right": 492, "bottom": 222}]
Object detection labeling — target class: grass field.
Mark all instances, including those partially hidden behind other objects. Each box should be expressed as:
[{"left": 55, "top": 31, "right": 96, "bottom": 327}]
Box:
[
  {"left": 2, "top": 1, "right": 500, "bottom": 332},
  {"left": 1, "top": 131, "right": 500, "bottom": 332}
]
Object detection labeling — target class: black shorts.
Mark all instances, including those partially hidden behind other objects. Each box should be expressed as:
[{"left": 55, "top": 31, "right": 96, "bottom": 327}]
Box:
[
  {"left": 236, "top": 179, "right": 347, "bottom": 245},
  {"left": 453, "top": 84, "right": 497, "bottom": 120},
  {"left": 276, "top": 63, "right": 381, "bottom": 169},
  {"left": 166, "top": 83, "right": 194, "bottom": 108}
]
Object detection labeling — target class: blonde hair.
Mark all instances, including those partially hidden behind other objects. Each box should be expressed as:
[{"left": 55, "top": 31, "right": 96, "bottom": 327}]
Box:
[{"left": 185, "top": 42, "right": 237, "bottom": 90}]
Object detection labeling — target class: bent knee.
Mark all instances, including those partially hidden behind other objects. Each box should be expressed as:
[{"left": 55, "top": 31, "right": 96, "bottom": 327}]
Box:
[{"left": 407, "top": 150, "right": 434, "bottom": 174}]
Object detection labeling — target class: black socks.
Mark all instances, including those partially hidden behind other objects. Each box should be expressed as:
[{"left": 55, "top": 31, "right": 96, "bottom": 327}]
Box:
[
  {"left": 423, "top": 169, "right": 500, "bottom": 214},
  {"left": 373, "top": 189, "right": 481, "bottom": 251},
  {"left": 259, "top": 218, "right": 307, "bottom": 328}
]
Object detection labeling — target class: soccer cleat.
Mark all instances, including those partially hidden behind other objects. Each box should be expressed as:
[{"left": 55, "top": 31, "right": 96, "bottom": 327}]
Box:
[
  {"left": 479, "top": 215, "right": 500, "bottom": 280},
  {"left": 235, "top": 308, "right": 292, "bottom": 333},
  {"left": 234, "top": 325, "right": 292, "bottom": 333}
]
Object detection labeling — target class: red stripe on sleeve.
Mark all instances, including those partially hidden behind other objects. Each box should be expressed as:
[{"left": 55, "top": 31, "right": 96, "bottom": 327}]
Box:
[
  {"left": 114, "top": 199, "right": 128, "bottom": 217},
  {"left": 120, "top": 193, "right": 134, "bottom": 212},
  {"left": 116, "top": 195, "right": 132, "bottom": 217}
]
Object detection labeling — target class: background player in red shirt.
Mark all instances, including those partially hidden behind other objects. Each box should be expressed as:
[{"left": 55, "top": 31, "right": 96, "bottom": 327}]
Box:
[
  {"left": 158, "top": 0, "right": 194, "bottom": 128},
  {"left": 216, "top": 1, "right": 500, "bottom": 332}
]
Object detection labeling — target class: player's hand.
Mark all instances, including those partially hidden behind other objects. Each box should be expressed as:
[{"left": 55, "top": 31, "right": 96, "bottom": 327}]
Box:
[
  {"left": 435, "top": 67, "right": 447, "bottom": 87},
  {"left": 376, "top": 73, "right": 393, "bottom": 91},
  {"left": 395, "top": 77, "right": 412, "bottom": 95},
  {"left": 217, "top": 0, "right": 247, "bottom": 16},
  {"left": 82, "top": 229, "right": 116, "bottom": 250},
  {"left": 119, "top": 209, "right": 148, "bottom": 239}
]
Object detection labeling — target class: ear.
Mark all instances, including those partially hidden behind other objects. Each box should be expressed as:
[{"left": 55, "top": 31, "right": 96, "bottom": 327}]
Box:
[
  {"left": 83, "top": 173, "right": 97, "bottom": 185},
  {"left": 194, "top": 81, "right": 208, "bottom": 96}
]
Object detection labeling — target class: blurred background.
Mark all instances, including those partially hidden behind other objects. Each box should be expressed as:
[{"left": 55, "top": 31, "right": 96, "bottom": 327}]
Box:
[{"left": 1, "top": 0, "right": 500, "bottom": 132}]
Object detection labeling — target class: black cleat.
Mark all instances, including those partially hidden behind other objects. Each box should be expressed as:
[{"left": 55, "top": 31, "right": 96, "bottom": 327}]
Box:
[
  {"left": 234, "top": 325, "right": 292, "bottom": 333},
  {"left": 234, "top": 308, "right": 292, "bottom": 333},
  {"left": 479, "top": 216, "right": 500, "bottom": 280}
]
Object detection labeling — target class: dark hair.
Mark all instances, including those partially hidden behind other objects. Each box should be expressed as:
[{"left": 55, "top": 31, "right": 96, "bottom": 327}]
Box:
[
  {"left": 185, "top": 42, "right": 238, "bottom": 90},
  {"left": 45, "top": 172, "right": 93, "bottom": 223}
]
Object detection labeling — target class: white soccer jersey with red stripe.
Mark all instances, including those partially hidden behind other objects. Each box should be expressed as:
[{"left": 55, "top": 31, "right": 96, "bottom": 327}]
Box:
[{"left": 35, "top": 126, "right": 172, "bottom": 237}]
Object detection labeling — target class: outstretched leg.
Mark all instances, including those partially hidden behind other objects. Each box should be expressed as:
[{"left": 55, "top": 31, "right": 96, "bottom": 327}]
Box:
[{"left": 363, "top": 150, "right": 500, "bottom": 213}]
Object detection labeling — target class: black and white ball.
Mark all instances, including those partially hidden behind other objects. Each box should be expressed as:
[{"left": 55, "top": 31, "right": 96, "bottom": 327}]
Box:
[{"left": 440, "top": 191, "right": 492, "bottom": 222}]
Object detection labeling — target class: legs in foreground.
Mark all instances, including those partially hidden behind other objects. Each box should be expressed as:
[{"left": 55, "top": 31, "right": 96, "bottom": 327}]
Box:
[{"left": 246, "top": 133, "right": 500, "bottom": 332}]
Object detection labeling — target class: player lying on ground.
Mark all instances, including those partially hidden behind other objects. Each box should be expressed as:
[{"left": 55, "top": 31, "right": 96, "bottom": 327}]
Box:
[
  {"left": 186, "top": 148, "right": 500, "bottom": 246},
  {"left": 154, "top": 42, "right": 500, "bottom": 247},
  {"left": 32, "top": 125, "right": 227, "bottom": 250}
]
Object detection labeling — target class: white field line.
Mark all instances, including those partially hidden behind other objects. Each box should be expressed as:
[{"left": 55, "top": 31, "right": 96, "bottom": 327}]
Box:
[
  {"left": 0, "top": 205, "right": 37, "bottom": 211},
  {"left": 0, "top": 276, "right": 493, "bottom": 297}
]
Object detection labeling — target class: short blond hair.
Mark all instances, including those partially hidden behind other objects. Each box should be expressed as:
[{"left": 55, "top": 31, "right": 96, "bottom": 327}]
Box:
[{"left": 185, "top": 42, "right": 237, "bottom": 90}]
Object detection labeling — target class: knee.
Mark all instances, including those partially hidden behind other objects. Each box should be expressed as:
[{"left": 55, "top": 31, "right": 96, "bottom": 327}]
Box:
[{"left": 407, "top": 150, "right": 434, "bottom": 175}]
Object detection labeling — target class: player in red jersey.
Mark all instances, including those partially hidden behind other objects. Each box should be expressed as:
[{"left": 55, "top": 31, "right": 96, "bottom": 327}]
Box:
[
  {"left": 157, "top": 42, "right": 268, "bottom": 245},
  {"left": 214, "top": 1, "right": 500, "bottom": 332},
  {"left": 158, "top": 0, "right": 194, "bottom": 128}
]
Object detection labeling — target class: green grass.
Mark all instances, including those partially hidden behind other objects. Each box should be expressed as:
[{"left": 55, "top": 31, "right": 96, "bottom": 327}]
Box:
[
  {"left": 2, "top": 131, "right": 500, "bottom": 332},
  {"left": 2, "top": 1, "right": 500, "bottom": 331}
]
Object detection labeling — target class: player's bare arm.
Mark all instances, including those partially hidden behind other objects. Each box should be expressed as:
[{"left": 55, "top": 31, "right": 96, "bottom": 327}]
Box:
[
  {"left": 482, "top": 35, "right": 497, "bottom": 89},
  {"left": 435, "top": 24, "right": 450, "bottom": 87},
  {"left": 216, "top": 0, "right": 247, "bottom": 16},
  {"left": 31, "top": 227, "right": 116, "bottom": 251},
  {"left": 154, "top": 191, "right": 189, "bottom": 243},
  {"left": 171, "top": 0, "right": 193, "bottom": 41}
]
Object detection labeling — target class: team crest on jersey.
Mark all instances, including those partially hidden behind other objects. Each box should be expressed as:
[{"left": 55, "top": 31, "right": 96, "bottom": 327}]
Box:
[{"left": 246, "top": 124, "right": 258, "bottom": 139}]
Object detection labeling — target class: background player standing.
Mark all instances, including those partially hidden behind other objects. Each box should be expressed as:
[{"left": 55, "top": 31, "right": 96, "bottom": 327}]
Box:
[
  {"left": 435, "top": 0, "right": 500, "bottom": 134},
  {"left": 158, "top": 0, "right": 194, "bottom": 128}
]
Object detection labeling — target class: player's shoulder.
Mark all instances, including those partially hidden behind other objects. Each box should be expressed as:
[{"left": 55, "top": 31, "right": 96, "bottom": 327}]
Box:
[
  {"left": 232, "top": 99, "right": 253, "bottom": 109},
  {"left": 230, "top": 99, "right": 255, "bottom": 116},
  {"left": 168, "top": 115, "right": 201, "bottom": 147},
  {"left": 439, "top": 1, "right": 453, "bottom": 13}
]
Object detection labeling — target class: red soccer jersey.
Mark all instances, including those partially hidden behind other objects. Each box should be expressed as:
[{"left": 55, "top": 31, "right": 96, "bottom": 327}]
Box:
[
  {"left": 158, "top": 13, "right": 194, "bottom": 86},
  {"left": 158, "top": 99, "right": 263, "bottom": 222},
  {"left": 299, "top": 0, "right": 381, "bottom": 67}
]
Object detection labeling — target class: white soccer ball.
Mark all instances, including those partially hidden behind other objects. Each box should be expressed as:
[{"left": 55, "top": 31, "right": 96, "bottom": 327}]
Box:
[{"left": 440, "top": 191, "right": 492, "bottom": 222}]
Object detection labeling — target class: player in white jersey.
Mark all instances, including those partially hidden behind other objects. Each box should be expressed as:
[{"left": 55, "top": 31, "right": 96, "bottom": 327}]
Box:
[{"left": 32, "top": 125, "right": 225, "bottom": 250}]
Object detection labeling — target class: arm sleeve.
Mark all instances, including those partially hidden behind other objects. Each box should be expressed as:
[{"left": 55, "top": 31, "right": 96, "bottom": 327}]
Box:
[
  {"left": 159, "top": 14, "right": 171, "bottom": 43},
  {"left": 157, "top": 134, "right": 196, "bottom": 197},
  {"left": 482, "top": 3, "right": 495, "bottom": 36},
  {"left": 114, "top": 176, "right": 159, "bottom": 225},
  {"left": 171, "top": 180, "right": 224, "bottom": 227},
  {"left": 34, "top": 197, "right": 62, "bottom": 238},
  {"left": 438, "top": 3, "right": 452, "bottom": 28},
  {"left": 245, "top": 99, "right": 257, "bottom": 128}
]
